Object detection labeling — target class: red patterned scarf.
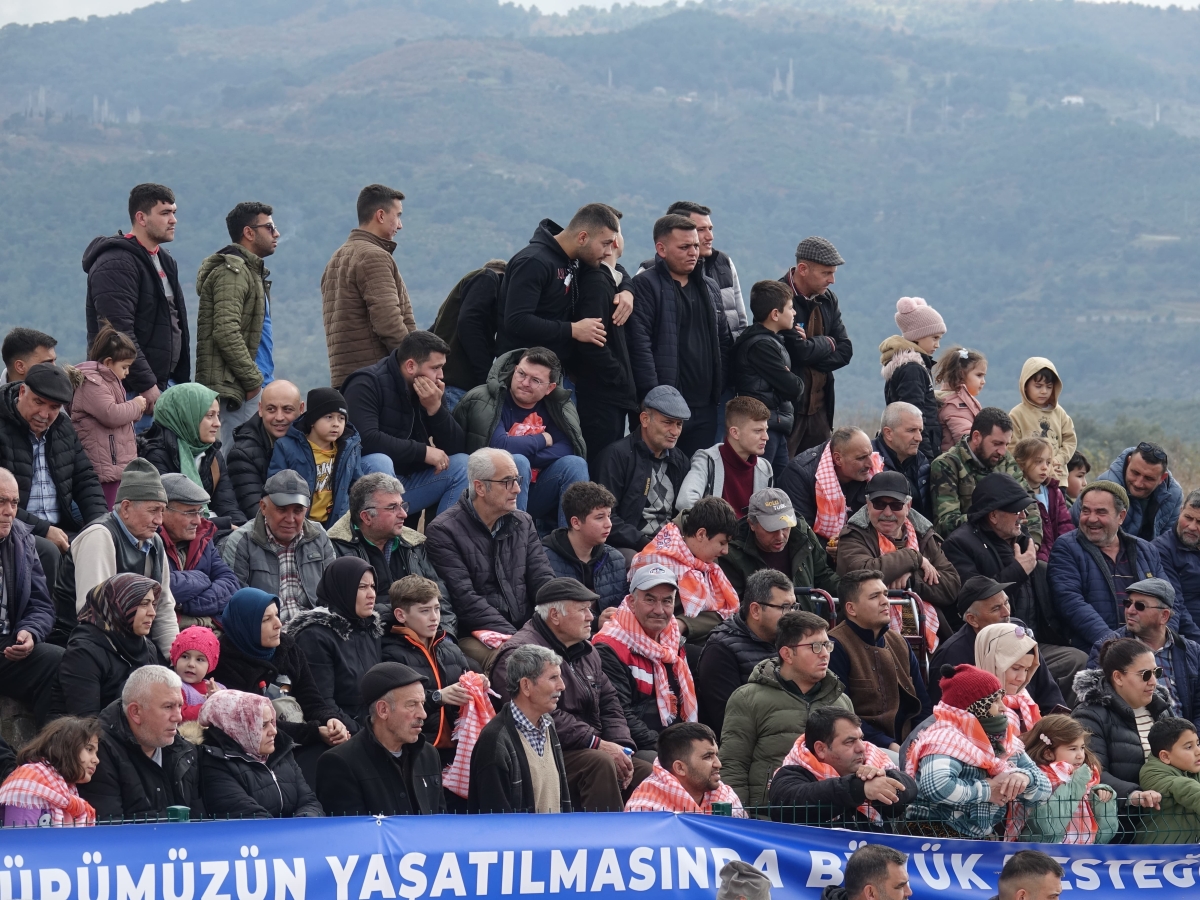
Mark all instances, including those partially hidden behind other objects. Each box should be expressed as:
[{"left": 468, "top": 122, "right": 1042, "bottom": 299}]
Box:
[
  {"left": 1042, "top": 761, "right": 1102, "bottom": 844},
  {"left": 813, "top": 443, "right": 883, "bottom": 539},
  {"left": 630, "top": 523, "right": 739, "bottom": 619},
  {"left": 625, "top": 761, "right": 746, "bottom": 816},
  {"left": 594, "top": 600, "right": 698, "bottom": 725},
  {"left": 777, "top": 733, "right": 894, "bottom": 823},
  {"left": 1003, "top": 690, "right": 1042, "bottom": 733},
  {"left": 441, "top": 672, "right": 497, "bottom": 799},
  {"left": 877, "top": 520, "right": 940, "bottom": 653},
  {"left": 0, "top": 761, "right": 95, "bottom": 826}
]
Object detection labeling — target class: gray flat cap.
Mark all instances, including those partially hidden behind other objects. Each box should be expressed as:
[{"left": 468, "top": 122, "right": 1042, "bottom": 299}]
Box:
[
  {"left": 716, "top": 861, "right": 771, "bottom": 900},
  {"left": 795, "top": 236, "right": 845, "bottom": 267},
  {"left": 642, "top": 385, "right": 691, "bottom": 420},
  {"left": 1127, "top": 577, "right": 1176, "bottom": 610},
  {"left": 162, "top": 473, "right": 210, "bottom": 505}
]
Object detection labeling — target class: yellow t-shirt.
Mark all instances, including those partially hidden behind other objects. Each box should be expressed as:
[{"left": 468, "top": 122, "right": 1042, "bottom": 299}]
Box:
[{"left": 309, "top": 441, "right": 337, "bottom": 524}]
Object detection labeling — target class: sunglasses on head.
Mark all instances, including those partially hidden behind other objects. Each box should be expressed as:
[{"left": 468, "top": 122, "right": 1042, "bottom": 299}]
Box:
[
  {"left": 1122, "top": 598, "right": 1168, "bottom": 613},
  {"left": 1136, "top": 442, "right": 1168, "bottom": 465},
  {"left": 869, "top": 497, "right": 907, "bottom": 512}
]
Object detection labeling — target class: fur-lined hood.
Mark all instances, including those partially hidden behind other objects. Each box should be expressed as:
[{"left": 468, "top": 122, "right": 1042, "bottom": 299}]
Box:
[
  {"left": 286, "top": 606, "right": 385, "bottom": 641},
  {"left": 1073, "top": 666, "right": 1171, "bottom": 711},
  {"left": 878, "top": 335, "right": 929, "bottom": 380}
]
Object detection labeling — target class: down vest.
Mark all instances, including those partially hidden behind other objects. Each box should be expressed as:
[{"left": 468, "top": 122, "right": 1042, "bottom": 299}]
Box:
[
  {"left": 695, "top": 613, "right": 777, "bottom": 736},
  {"left": 70, "top": 360, "right": 143, "bottom": 483},
  {"left": 1072, "top": 667, "right": 1171, "bottom": 798},
  {"left": 196, "top": 726, "right": 323, "bottom": 819},
  {"left": 227, "top": 415, "right": 275, "bottom": 520},
  {"left": 195, "top": 245, "right": 269, "bottom": 405},
  {"left": 138, "top": 423, "right": 247, "bottom": 527},
  {"left": 542, "top": 527, "right": 627, "bottom": 612}
]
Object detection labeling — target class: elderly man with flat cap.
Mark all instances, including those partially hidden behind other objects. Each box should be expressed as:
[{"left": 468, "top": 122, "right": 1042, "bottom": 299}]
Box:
[
  {"left": 158, "top": 474, "right": 238, "bottom": 627},
  {"left": 0, "top": 362, "right": 107, "bottom": 596},
  {"left": 316, "top": 661, "right": 446, "bottom": 816}
]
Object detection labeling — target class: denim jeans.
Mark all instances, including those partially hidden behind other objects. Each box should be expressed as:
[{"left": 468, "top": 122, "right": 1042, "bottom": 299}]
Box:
[
  {"left": 128, "top": 380, "right": 175, "bottom": 434},
  {"left": 511, "top": 453, "right": 590, "bottom": 531},
  {"left": 443, "top": 386, "right": 467, "bottom": 413},
  {"left": 360, "top": 452, "right": 469, "bottom": 516},
  {"left": 219, "top": 392, "right": 261, "bottom": 457}
]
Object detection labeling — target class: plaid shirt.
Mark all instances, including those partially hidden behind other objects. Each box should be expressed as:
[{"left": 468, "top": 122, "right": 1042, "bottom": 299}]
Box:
[
  {"left": 1153, "top": 631, "right": 1180, "bottom": 716},
  {"left": 510, "top": 703, "right": 553, "bottom": 757},
  {"left": 909, "top": 751, "right": 1050, "bottom": 838},
  {"left": 265, "top": 524, "right": 303, "bottom": 623},
  {"left": 26, "top": 434, "right": 58, "bottom": 525}
]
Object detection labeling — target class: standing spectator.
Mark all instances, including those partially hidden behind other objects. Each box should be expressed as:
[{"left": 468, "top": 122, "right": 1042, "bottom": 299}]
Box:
[
  {"left": 1009, "top": 358, "right": 1077, "bottom": 483},
  {"left": 344, "top": 330, "right": 469, "bottom": 516},
  {"left": 933, "top": 346, "right": 986, "bottom": 452},
  {"left": 0, "top": 716, "right": 99, "bottom": 826},
  {"left": 227, "top": 380, "right": 303, "bottom": 519},
  {"left": 71, "top": 323, "right": 145, "bottom": 509},
  {"left": 880, "top": 297, "right": 945, "bottom": 460},
  {"left": 592, "top": 386, "right": 690, "bottom": 552},
  {"left": 84, "top": 183, "right": 190, "bottom": 426},
  {"left": 627, "top": 215, "right": 733, "bottom": 459},
  {"left": 779, "top": 426, "right": 879, "bottom": 548},
  {"left": 321, "top": 184, "right": 416, "bottom": 387},
  {"left": 196, "top": 202, "right": 279, "bottom": 452},
  {"left": 433, "top": 260, "right": 506, "bottom": 408},
  {"left": 1014, "top": 436, "right": 1074, "bottom": 561},
  {"left": 542, "top": 482, "right": 627, "bottom": 613},
  {"left": 1, "top": 328, "right": 57, "bottom": 384},
  {"left": 665, "top": 201, "right": 747, "bottom": 335},
  {"left": 1157, "top": 490, "right": 1200, "bottom": 627},
  {"left": 455, "top": 347, "right": 588, "bottom": 531},
  {"left": 677, "top": 397, "right": 774, "bottom": 516},
  {"left": 624, "top": 722, "right": 744, "bottom": 815},
  {"left": 779, "top": 237, "right": 852, "bottom": 456},
  {"left": 158, "top": 474, "right": 238, "bottom": 626},
  {"left": 1074, "top": 443, "right": 1183, "bottom": 541},
  {"left": 872, "top": 402, "right": 932, "bottom": 520}
]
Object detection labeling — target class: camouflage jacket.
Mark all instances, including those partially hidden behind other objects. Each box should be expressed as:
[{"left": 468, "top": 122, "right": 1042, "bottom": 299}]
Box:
[{"left": 930, "top": 437, "right": 1043, "bottom": 544}]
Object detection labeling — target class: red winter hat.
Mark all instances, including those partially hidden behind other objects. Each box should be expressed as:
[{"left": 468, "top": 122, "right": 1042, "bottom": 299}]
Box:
[
  {"left": 170, "top": 625, "right": 220, "bottom": 670},
  {"left": 937, "top": 664, "right": 1001, "bottom": 711}
]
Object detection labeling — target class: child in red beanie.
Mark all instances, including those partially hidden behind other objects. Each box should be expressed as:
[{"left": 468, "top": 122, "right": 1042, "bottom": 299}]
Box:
[{"left": 171, "top": 625, "right": 225, "bottom": 720}]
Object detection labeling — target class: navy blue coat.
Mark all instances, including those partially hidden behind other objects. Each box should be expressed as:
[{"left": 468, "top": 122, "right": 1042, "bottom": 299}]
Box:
[
  {"left": 1, "top": 518, "right": 54, "bottom": 641},
  {"left": 1087, "top": 626, "right": 1200, "bottom": 733},
  {"left": 160, "top": 518, "right": 240, "bottom": 618},
  {"left": 268, "top": 417, "right": 364, "bottom": 527},
  {"left": 541, "top": 528, "right": 627, "bottom": 612},
  {"left": 1071, "top": 447, "right": 1183, "bottom": 541},
  {"left": 1155, "top": 527, "right": 1200, "bottom": 630}
]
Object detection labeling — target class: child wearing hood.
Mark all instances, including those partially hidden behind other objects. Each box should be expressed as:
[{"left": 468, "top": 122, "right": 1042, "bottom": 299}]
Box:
[{"left": 1009, "top": 358, "right": 1076, "bottom": 482}]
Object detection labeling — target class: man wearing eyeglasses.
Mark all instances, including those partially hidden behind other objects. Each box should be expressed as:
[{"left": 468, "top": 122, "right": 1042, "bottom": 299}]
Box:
[
  {"left": 157, "top": 474, "right": 238, "bottom": 628},
  {"left": 196, "top": 201, "right": 279, "bottom": 454},
  {"left": 1075, "top": 442, "right": 1183, "bottom": 541}
]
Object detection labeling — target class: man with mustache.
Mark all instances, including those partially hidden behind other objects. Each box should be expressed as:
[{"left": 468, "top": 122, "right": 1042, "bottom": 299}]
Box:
[{"left": 1156, "top": 490, "right": 1200, "bottom": 627}]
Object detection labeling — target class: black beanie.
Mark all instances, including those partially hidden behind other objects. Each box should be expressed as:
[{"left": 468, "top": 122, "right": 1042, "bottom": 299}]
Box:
[{"left": 306, "top": 388, "right": 347, "bottom": 424}]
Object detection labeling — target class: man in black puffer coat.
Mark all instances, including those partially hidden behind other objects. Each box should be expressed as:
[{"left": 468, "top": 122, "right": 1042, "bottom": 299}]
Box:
[{"left": 227, "top": 380, "right": 303, "bottom": 520}]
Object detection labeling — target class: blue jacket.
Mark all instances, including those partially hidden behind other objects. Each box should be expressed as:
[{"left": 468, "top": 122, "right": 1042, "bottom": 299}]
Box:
[
  {"left": 160, "top": 517, "right": 240, "bottom": 619},
  {"left": 1071, "top": 447, "right": 1183, "bottom": 540},
  {"left": 541, "top": 528, "right": 627, "bottom": 612},
  {"left": 1156, "top": 527, "right": 1200, "bottom": 629},
  {"left": 0, "top": 518, "right": 54, "bottom": 641},
  {"left": 268, "top": 418, "right": 365, "bottom": 528},
  {"left": 1088, "top": 625, "right": 1200, "bottom": 733}
]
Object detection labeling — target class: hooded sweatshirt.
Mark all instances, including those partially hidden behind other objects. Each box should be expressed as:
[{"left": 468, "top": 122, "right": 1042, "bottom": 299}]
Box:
[
  {"left": 1009, "top": 357, "right": 1076, "bottom": 481},
  {"left": 495, "top": 219, "right": 577, "bottom": 364}
]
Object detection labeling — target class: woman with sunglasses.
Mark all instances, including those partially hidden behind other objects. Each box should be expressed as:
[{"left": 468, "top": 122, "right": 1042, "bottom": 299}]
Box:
[{"left": 1072, "top": 636, "right": 1168, "bottom": 806}]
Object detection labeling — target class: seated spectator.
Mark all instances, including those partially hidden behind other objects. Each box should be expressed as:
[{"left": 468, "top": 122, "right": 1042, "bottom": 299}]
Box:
[
  {"left": 779, "top": 426, "right": 878, "bottom": 551},
  {"left": 594, "top": 565, "right": 695, "bottom": 754},
  {"left": 171, "top": 625, "right": 224, "bottom": 721},
  {"left": 137, "top": 382, "right": 245, "bottom": 528},
  {"left": 1074, "top": 442, "right": 1182, "bottom": 541},
  {"left": 469, "top": 644, "right": 571, "bottom": 813},
  {"left": 993, "top": 851, "right": 1065, "bottom": 900},
  {"left": 543, "top": 482, "right": 627, "bottom": 612},
  {"left": 768, "top": 707, "right": 917, "bottom": 827},
  {"left": 1, "top": 327, "right": 57, "bottom": 384},
  {"left": 289, "top": 557, "right": 382, "bottom": 734},
  {"left": 159, "top": 474, "right": 238, "bottom": 626},
  {"left": 873, "top": 402, "right": 932, "bottom": 519},
  {"left": 381, "top": 575, "right": 472, "bottom": 766},
  {"left": 697, "top": 569, "right": 796, "bottom": 735},
  {"left": 820, "top": 845, "right": 910, "bottom": 900},
  {"left": 316, "top": 662, "right": 447, "bottom": 816},
  {"left": 195, "top": 690, "right": 323, "bottom": 819},
  {"left": 1072, "top": 637, "right": 1171, "bottom": 801},
  {"left": 51, "top": 573, "right": 163, "bottom": 717},
  {"left": 491, "top": 578, "right": 650, "bottom": 810},
  {"left": 721, "top": 488, "right": 839, "bottom": 601},
  {"left": 0, "top": 467, "right": 63, "bottom": 725},
  {"left": 0, "top": 716, "right": 99, "bottom": 827},
  {"left": 1014, "top": 436, "right": 1074, "bottom": 562},
  {"left": 221, "top": 470, "right": 336, "bottom": 623},
  {"left": 1135, "top": 717, "right": 1200, "bottom": 844},
  {"left": 268, "top": 388, "right": 364, "bottom": 529},
  {"left": 720, "top": 611, "right": 853, "bottom": 809},
  {"left": 829, "top": 571, "right": 932, "bottom": 753},
  {"left": 976, "top": 622, "right": 1042, "bottom": 732},
  {"left": 629, "top": 496, "right": 740, "bottom": 647},
  {"left": 625, "top": 721, "right": 745, "bottom": 815},
  {"left": 1019, "top": 714, "right": 1117, "bottom": 845},
  {"left": 904, "top": 664, "right": 1050, "bottom": 838},
  {"left": 677, "top": 397, "right": 773, "bottom": 516},
  {"left": 1063, "top": 450, "right": 1090, "bottom": 506},
  {"left": 1086, "top": 578, "right": 1200, "bottom": 730},
  {"left": 78, "top": 665, "right": 202, "bottom": 822},
  {"left": 593, "top": 385, "right": 690, "bottom": 552},
  {"left": 1049, "top": 482, "right": 1193, "bottom": 652},
  {"left": 931, "top": 406, "right": 1042, "bottom": 543},
  {"left": 0, "top": 362, "right": 107, "bottom": 597},
  {"left": 933, "top": 345, "right": 986, "bottom": 453},
  {"left": 435, "top": 260, "right": 506, "bottom": 407},
  {"left": 425, "top": 449, "right": 555, "bottom": 666},
  {"left": 837, "top": 471, "right": 959, "bottom": 638},
  {"left": 227, "top": 380, "right": 303, "bottom": 520},
  {"left": 456, "top": 347, "right": 588, "bottom": 532},
  {"left": 1155, "top": 489, "right": 1200, "bottom": 627}
]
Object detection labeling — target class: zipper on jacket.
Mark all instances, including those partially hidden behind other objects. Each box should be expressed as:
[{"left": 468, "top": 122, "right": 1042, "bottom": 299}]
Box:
[{"left": 110, "top": 434, "right": 118, "bottom": 465}]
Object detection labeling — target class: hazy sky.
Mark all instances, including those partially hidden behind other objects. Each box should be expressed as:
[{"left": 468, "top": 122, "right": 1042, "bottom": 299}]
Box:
[{"left": 1, "top": 0, "right": 1197, "bottom": 27}]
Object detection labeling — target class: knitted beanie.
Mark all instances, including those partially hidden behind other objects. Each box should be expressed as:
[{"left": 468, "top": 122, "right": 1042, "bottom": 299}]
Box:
[
  {"left": 116, "top": 458, "right": 168, "bottom": 504},
  {"left": 306, "top": 387, "right": 347, "bottom": 424},
  {"left": 895, "top": 297, "right": 946, "bottom": 342},
  {"left": 938, "top": 663, "right": 1001, "bottom": 711},
  {"left": 1080, "top": 480, "right": 1130, "bottom": 511},
  {"left": 170, "top": 625, "right": 221, "bottom": 669}
]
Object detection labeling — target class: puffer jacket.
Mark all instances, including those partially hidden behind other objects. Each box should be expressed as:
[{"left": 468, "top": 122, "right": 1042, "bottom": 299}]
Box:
[
  {"left": 936, "top": 384, "right": 981, "bottom": 453},
  {"left": 542, "top": 527, "right": 627, "bottom": 612},
  {"left": 1073, "top": 447, "right": 1184, "bottom": 541},
  {"left": 880, "top": 336, "right": 941, "bottom": 461},
  {"left": 1086, "top": 625, "right": 1200, "bottom": 731},
  {"left": 424, "top": 494, "right": 555, "bottom": 635},
  {"left": 321, "top": 229, "right": 417, "bottom": 387},
  {"left": 719, "top": 513, "right": 839, "bottom": 600},
  {"left": 70, "top": 360, "right": 143, "bottom": 484},
  {"left": 286, "top": 606, "right": 384, "bottom": 734},
  {"left": 719, "top": 657, "right": 853, "bottom": 809},
  {"left": 381, "top": 626, "right": 471, "bottom": 759},
  {"left": 0, "top": 518, "right": 54, "bottom": 642},
  {"left": 267, "top": 417, "right": 365, "bottom": 527},
  {"left": 138, "top": 423, "right": 246, "bottom": 527},
  {"left": 676, "top": 444, "right": 773, "bottom": 513},
  {"left": 695, "top": 613, "right": 777, "bottom": 736},
  {"left": 160, "top": 516, "right": 240, "bottom": 619},
  {"left": 1072, "top": 667, "right": 1172, "bottom": 798},
  {"left": 49, "top": 621, "right": 163, "bottom": 718},
  {"left": 195, "top": 725, "right": 323, "bottom": 818},
  {"left": 705, "top": 249, "right": 747, "bottom": 336},
  {"left": 1157, "top": 527, "right": 1200, "bottom": 630},
  {"left": 195, "top": 245, "right": 268, "bottom": 404},
  {"left": 227, "top": 415, "right": 275, "bottom": 520},
  {"left": 220, "top": 513, "right": 337, "bottom": 620},
  {"left": 0, "top": 381, "right": 107, "bottom": 537}
]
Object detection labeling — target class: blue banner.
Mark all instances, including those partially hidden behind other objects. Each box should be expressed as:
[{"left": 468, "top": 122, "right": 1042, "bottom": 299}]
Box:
[{"left": 3, "top": 813, "right": 1199, "bottom": 899}]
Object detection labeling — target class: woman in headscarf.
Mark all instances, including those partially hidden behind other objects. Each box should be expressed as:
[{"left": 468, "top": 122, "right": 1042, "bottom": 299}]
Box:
[
  {"left": 50, "top": 574, "right": 164, "bottom": 717},
  {"left": 137, "top": 382, "right": 246, "bottom": 527},
  {"left": 976, "top": 622, "right": 1042, "bottom": 733},
  {"left": 196, "top": 690, "right": 323, "bottom": 818},
  {"left": 287, "top": 557, "right": 383, "bottom": 733},
  {"left": 0, "top": 716, "right": 100, "bottom": 826}
]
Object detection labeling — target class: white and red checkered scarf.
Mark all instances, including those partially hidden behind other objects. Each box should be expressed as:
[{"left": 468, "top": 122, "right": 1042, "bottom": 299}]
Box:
[
  {"left": 441, "top": 672, "right": 496, "bottom": 799},
  {"left": 625, "top": 761, "right": 746, "bottom": 816},
  {"left": 594, "top": 599, "right": 698, "bottom": 725},
  {"left": 630, "top": 522, "right": 739, "bottom": 619},
  {"left": 776, "top": 733, "right": 894, "bottom": 823},
  {"left": 813, "top": 442, "right": 884, "bottom": 539},
  {"left": 0, "top": 761, "right": 95, "bottom": 826},
  {"left": 1041, "top": 760, "right": 1102, "bottom": 843},
  {"left": 1003, "top": 690, "right": 1042, "bottom": 734},
  {"left": 877, "top": 519, "right": 940, "bottom": 653},
  {"left": 905, "top": 703, "right": 1023, "bottom": 780}
]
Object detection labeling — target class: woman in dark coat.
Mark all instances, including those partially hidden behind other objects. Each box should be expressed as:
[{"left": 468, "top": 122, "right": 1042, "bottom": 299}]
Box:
[
  {"left": 51, "top": 574, "right": 164, "bottom": 717},
  {"left": 196, "top": 690, "right": 323, "bottom": 819},
  {"left": 287, "top": 557, "right": 383, "bottom": 733},
  {"left": 879, "top": 297, "right": 946, "bottom": 460}
]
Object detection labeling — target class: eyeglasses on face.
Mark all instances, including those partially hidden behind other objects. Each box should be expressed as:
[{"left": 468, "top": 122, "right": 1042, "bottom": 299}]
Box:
[
  {"left": 166, "top": 506, "right": 204, "bottom": 520},
  {"left": 1132, "top": 666, "right": 1164, "bottom": 683},
  {"left": 787, "top": 640, "right": 835, "bottom": 655},
  {"left": 1123, "top": 598, "right": 1168, "bottom": 612},
  {"left": 513, "top": 367, "right": 549, "bottom": 388},
  {"left": 759, "top": 601, "right": 802, "bottom": 612},
  {"left": 366, "top": 502, "right": 410, "bottom": 516},
  {"left": 482, "top": 476, "right": 522, "bottom": 490},
  {"left": 869, "top": 497, "right": 907, "bottom": 513}
]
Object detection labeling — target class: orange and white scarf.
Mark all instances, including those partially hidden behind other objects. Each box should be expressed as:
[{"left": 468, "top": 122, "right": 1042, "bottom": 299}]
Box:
[
  {"left": 777, "top": 733, "right": 894, "bottom": 823},
  {"left": 877, "top": 519, "right": 940, "bottom": 653},
  {"left": 441, "top": 671, "right": 496, "bottom": 799},
  {"left": 1003, "top": 690, "right": 1041, "bottom": 734},
  {"left": 905, "top": 703, "right": 1023, "bottom": 780},
  {"left": 1041, "top": 761, "right": 1102, "bottom": 844},
  {"left": 625, "top": 761, "right": 746, "bottom": 817},
  {"left": 0, "top": 761, "right": 95, "bottom": 826},
  {"left": 630, "top": 522, "right": 739, "bottom": 619},
  {"left": 813, "top": 443, "right": 884, "bottom": 539},
  {"left": 593, "top": 599, "right": 698, "bottom": 725}
]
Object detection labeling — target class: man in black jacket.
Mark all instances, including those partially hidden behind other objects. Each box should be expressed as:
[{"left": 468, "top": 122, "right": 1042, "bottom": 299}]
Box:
[
  {"left": 873, "top": 402, "right": 932, "bottom": 520},
  {"left": 593, "top": 386, "right": 691, "bottom": 553},
  {"left": 436, "top": 260, "right": 506, "bottom": 406},
  {"left": 227, "top": 379, "right": 303, "bottom": 520},
  {"left": 316, "top": 662, "right": 446, "bottom": 816},
  {"left": 779, "top": 427, "right": 874, "bottom": 541},
  {"left": 84, "top": 183, "right": 190, "bottom": 425}
]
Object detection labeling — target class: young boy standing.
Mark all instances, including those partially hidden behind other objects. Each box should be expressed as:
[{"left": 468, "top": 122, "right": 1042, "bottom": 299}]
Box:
[
  {"left": 541, "top": 482, "right": 628, "bottom": 613},
  {"left": 1137, "top": 717, "right": 1200, "bottom": 843},
  {"left": 1009, "top": 358, "right": 1077, "bottom": 482}
]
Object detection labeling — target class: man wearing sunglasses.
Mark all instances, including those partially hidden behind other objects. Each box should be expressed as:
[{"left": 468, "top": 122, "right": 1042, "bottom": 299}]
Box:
[{"left": 1075, "top": 442, "right": 1183, "bottom": 541}]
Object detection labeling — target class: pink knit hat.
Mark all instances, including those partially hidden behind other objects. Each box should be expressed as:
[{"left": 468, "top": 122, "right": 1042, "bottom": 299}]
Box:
[
  {"left": 170, "top": 625, "right": 220, "bottom": 669},
  {"left": 895, "top": 296, "right": 946, "bottom": 342}
]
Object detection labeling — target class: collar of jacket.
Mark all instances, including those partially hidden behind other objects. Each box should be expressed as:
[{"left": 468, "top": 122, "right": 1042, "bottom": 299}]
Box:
[
  {"left": 217, "top": 244, "right": 268, "bottom": 277},
  {"left": 846, "top": 503, "right": 934, "bottom": 536},
  {"left": 159, "top": 516, "right": 217, "bottom": 569},
  {"left": 201, "top": 721, "right": 295, "bottom": 764},
  {"left": 530, "top": 613, "right": 592, "bottom": 664},
  {"left": 461, "top": 492, "right": 514, "bottom": 539},
  {"left": 287, "top": 605, "right": 385, "bottom": 641},
  {"left": 841, "top": 617, "right": 888, "bottom": 647},
  {"left": 348, "top": 228, "right": 396, "bottom": 254},
  {"left": 545, "top": 528, "right": 604, "bottom": 569}
]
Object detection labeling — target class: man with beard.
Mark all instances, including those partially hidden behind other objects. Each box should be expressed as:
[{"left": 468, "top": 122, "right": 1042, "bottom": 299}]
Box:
[
  {"left": 779, "top": 426, "right": 877, "bottom": 550},
  {"left": 1157, "top": 491, "right": 1200, "bottom": 627}
]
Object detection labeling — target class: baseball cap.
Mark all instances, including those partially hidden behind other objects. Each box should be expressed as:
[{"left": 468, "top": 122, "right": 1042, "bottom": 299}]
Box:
[
  {"left": 264, "top": 469, "right": 311, "bottom": 508},
  {"left": 865, "top": 471, "right": 911, "bottom": 501},
  {"left": 629, "top": 564, "right": 678, "bottom": 593},
  {"left": 747, "top": 488, "right": 796, "bottom": 532}
]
